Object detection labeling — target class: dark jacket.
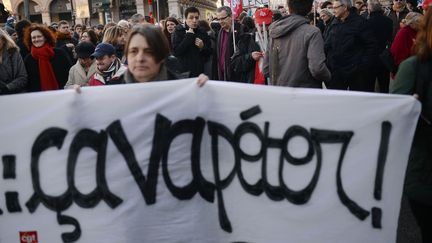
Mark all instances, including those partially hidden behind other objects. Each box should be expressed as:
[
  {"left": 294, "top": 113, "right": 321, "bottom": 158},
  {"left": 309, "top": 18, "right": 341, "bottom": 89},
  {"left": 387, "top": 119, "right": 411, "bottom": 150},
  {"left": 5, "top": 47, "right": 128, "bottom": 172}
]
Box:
[
  {"left": 24, "top": 48, "right": 73, "bottom": 92},
  {"left": 391, "top": 56, "right": 432, "bottom": 206},
  {"left": 231, "top": 31, "right": 260, "bottom": 83},
  {"left": 325, "top": 8, "right": 377, "bottom": 76},
  {"left": 172, "top": 24, "right": 212, "bottom": 77},
  {"left": 367, "top": 10, "right": 393, "bottom": 66},
  {"left": 216, "top": 23, "right": 240, "bottom": 81},
  {"left": 387, "top": 8, "right": 409, "bottom": 41},
  {"left": 16, "top": 38, "right": 29, "bottom": 60},
  {"left": 0, "top": 48, "right": 28, "bottom": 94},
  {"left": 56, "top": 32, "right": 77, "bottom": 63}
]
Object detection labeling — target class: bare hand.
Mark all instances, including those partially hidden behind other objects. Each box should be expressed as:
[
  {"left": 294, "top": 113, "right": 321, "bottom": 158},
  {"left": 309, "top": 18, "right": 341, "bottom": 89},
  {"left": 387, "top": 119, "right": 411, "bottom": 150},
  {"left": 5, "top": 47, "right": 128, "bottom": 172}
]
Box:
[
  {"left": 195, "top": 38, "right": 204, "bottom": 49},
  {"left": 196, "top": 74, "right": 208, "bottom": 87},
  {"left": 72, "top": 84, "right": 81, "bottom": 94},
  {"left": 251, "top": 51, "right": 263, "bottom": 61}
]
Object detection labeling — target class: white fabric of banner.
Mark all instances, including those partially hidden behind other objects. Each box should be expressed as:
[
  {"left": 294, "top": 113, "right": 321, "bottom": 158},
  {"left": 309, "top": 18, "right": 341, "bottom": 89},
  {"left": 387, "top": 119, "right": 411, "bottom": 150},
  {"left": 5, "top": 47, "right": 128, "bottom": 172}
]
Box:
[{"left": 0, "top": 80, "right": 421, "bottom": 243}]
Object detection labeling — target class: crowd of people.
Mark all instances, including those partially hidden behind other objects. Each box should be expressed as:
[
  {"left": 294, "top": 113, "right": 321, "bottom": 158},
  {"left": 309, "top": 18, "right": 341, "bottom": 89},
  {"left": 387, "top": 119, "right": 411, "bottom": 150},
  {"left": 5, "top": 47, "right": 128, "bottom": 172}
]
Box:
[{"left": 0, "top": 0, "right": 431, "bottom": 242}]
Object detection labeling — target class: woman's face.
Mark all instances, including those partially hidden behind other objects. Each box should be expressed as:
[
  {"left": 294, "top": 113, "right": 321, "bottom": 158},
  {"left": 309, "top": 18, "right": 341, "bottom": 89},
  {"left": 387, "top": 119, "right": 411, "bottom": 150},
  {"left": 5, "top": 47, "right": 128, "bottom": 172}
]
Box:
[
  {"left": 31, "top": 30, "right": 46, "bottom": 48},
  {"left": 320, "top": 13, "right": 330, "bottom": 22},
  {"left": 80, "top": 32, "right": 90, "bottom": 43},
  {"left": 166, "top": 21, "right": 177, "bottom": 33},
  {"left": 117, "top": 32, "right": 126, "bottom": 46},
  {"left": 127, "top": 34, "right": 163, "bottom": 82}
]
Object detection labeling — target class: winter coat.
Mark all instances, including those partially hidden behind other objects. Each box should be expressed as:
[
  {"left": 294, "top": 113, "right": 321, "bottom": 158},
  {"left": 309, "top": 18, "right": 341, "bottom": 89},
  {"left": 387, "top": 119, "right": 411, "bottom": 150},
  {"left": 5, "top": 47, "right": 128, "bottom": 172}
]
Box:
[
  {"left": 367, "top": 10, "right": 393, "bottom": 66},
  {"left": 64, "top": 60, "right": 97, "bottom": 88},
  {"left": 391, "top": 56, "right": 432, "bottom": 206},
  {"left": 325, "top": 8, "right": 377, "bottom": 77},
  {"left": 172, "top": 24, "right": 212, "bottom": 77},
  {"left": 0, "top": 48, "right": 28, "bottom": 94},
  {"left": 216, "top": 23, "right": 240, "bottom": 81},
  {"left": 391, "top": 25, "right": 417, "bottom": 68},
  {"left": 387, "top": 8, "right": 409, "bottom": 41},
  {"left": 231, "top": 31, "right": 260, "bottom": 83},
  {"left": 24, "top": 48, "right": 72, "bottom": 92},
  {"left": 56, "top": 32, "right": 77, "bottom": 63},
  {"left": 263, "top": 14, "right": 330, "bottom": 88},
  {"left": 88, "top": 65, "right": 127, "bottom": 86}
]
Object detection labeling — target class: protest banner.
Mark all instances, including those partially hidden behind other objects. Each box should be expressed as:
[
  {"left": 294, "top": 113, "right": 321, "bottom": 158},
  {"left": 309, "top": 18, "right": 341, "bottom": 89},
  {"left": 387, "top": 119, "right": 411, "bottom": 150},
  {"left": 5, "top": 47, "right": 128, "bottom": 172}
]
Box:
[{"left": 0, "top": 80, "right": 420, "bottom": 243}]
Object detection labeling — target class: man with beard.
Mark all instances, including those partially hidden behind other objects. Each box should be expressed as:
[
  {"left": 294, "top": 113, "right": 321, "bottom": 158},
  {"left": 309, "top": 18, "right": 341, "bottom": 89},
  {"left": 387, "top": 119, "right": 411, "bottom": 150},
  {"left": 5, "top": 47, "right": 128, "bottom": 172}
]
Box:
[
  {"left": 172, "top": 7, "right": 211, "bottom": 77},
  {"left": 56, "top": 20, "right": 77, "bottom": 62}
]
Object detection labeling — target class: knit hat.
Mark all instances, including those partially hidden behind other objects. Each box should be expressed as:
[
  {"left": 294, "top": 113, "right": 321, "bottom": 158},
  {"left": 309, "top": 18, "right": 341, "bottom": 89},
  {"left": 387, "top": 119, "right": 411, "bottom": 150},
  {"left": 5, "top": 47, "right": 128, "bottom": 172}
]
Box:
[{"left": 76, "top": 42, "right": 96, "bottom": 59}]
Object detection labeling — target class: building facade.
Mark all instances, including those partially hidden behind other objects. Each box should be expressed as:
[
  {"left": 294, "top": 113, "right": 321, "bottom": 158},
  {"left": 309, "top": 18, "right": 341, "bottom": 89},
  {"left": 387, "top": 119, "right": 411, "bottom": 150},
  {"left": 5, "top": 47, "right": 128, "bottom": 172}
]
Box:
[{"left": 12, "top": 0, "right": 217, "bottom": 25}]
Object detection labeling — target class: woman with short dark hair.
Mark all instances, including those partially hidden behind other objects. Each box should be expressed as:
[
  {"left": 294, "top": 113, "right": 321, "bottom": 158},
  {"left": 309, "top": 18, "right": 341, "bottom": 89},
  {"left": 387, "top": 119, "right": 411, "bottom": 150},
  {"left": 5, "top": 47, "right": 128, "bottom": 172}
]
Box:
[{"left": 116, "top": 24, "right": 207, "bottom": 84}]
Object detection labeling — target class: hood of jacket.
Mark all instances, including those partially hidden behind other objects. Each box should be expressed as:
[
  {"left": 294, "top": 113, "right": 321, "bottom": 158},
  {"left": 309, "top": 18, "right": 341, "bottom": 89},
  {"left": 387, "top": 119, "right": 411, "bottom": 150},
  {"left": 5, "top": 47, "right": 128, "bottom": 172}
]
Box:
[{"left": 269, "top": 14, "right": 309, "bottom": 39}]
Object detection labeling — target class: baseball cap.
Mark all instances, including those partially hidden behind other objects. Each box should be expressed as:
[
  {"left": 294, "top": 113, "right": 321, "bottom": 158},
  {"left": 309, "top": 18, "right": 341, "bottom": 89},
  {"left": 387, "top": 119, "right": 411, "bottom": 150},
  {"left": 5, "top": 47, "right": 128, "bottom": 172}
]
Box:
[
  {"left": 75, "top": 42, "right": 96, "bottom": 59},
  {"left": 91, "top": 43, "right": 116, "bottom": 58},
  {"left": 255, "top": 8, "right": 273, "bottom": 25}
]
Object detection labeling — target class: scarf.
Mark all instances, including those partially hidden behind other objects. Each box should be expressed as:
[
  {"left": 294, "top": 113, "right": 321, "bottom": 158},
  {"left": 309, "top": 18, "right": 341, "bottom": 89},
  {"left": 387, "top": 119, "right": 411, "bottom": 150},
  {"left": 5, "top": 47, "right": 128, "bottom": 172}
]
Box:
[
  {"left": 31, "top": 43, "right": 58, "bottom": 91},
  {"left": 96, "top": 58, "right": 122, "bottom": 83}
]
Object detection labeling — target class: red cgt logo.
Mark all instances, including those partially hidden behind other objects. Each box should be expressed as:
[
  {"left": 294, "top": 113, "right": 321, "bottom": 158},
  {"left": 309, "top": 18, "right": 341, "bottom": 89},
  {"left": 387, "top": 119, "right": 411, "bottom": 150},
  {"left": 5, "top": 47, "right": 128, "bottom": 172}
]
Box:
[{"left": 19, "top": 231, "right": 38, "bottom": 243}]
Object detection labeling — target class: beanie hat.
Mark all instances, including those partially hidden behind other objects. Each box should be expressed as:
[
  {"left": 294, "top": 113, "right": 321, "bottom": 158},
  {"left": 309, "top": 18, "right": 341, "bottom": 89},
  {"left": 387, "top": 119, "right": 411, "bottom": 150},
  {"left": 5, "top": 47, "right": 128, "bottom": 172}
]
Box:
[{"left": 75, "top": 42, "right": 96, "bottom": 59}]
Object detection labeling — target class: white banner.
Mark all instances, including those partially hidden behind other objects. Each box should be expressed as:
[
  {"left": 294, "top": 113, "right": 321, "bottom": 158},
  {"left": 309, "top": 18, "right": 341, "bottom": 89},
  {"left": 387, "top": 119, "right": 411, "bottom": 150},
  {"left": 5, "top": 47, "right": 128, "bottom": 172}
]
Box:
[{"left": 0, "top": 80, "right": 420, "bottom": 243}]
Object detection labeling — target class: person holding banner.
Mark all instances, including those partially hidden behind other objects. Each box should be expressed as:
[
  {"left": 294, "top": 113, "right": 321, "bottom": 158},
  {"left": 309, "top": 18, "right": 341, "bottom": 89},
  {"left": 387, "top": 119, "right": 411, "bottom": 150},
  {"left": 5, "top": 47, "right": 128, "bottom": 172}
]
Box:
[
  {"left": 117, "top": 25, "right": 207, "bottom": 86},
  {"left": 263, "top": 0, "right": 330, "bottom": 88},
  {"left": 391, "top": 6, "right": 432, "bottom": 242},
  {"left": 0, "top": 28, "right": 27, "bottom": 94},
  {"left": 23, "top": 24, "right": 72, "bottom": 92}
]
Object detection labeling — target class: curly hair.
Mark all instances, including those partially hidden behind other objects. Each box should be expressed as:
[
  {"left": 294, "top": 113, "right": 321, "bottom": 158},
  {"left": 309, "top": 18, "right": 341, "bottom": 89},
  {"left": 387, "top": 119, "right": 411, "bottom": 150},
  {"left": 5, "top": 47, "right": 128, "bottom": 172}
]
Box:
[
  {"left": 81, "top": 29, "right": 99, "bottom": 46},
  {"left": 23, "top": 24, "right": 56, "bottom": 50}
]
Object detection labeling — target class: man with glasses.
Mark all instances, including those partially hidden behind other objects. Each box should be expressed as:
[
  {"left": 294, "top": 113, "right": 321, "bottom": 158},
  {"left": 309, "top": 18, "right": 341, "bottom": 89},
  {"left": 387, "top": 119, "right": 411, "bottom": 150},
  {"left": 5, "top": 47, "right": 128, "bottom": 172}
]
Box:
[
  {"left": 215, "top": 6, "right": 240, "bottom": 81},
  {"left": 325, "top": 0, "right": 377, "bottom": 91},
  {"left": 388, "top": 0, "right": 409, "bottom": 40}
]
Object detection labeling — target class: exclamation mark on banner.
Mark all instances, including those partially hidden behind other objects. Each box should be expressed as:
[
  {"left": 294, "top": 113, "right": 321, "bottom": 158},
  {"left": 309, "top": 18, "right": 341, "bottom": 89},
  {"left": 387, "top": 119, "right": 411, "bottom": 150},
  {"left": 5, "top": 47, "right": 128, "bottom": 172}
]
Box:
[
  {"left": 2, "top": 155, "right": 22, "bottom": 214},
  {"left": 372, "top": 121, "right": 392, "bottom": 229}
]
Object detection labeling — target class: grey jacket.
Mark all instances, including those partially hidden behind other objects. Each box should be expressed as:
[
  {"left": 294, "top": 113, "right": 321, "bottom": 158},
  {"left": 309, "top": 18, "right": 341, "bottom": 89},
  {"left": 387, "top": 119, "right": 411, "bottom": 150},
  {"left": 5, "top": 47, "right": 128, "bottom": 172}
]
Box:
[
  {"left": 263, "top": 14, "right": 331, "bottom": 88},
  {"left": 0, "top": 48, "right": 28, "bottom": 93}
]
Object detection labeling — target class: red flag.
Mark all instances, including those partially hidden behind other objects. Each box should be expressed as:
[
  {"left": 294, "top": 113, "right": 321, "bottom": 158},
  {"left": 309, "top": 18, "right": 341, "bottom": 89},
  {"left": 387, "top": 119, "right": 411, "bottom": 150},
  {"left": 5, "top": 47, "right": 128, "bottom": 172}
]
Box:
[{"left": 228, "top": 0, "right": 243, "bottom": 19}]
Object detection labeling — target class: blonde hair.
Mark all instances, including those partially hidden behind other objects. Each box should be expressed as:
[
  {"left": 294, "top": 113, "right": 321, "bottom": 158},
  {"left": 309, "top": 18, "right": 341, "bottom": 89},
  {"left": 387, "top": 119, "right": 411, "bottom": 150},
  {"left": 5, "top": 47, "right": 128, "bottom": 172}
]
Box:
[
  {"left": 0, "top": 28, "right": 18, "bottom": 51},
  {"left": 102, "top": 26, "right": 125, "bottom": 46}
]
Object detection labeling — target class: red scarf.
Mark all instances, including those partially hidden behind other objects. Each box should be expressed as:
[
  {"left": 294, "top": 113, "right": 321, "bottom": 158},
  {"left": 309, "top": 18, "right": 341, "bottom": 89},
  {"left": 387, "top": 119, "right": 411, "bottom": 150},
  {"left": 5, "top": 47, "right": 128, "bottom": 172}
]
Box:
[{"left": 31, "top": 43, "right": 59, "bottom": 91}]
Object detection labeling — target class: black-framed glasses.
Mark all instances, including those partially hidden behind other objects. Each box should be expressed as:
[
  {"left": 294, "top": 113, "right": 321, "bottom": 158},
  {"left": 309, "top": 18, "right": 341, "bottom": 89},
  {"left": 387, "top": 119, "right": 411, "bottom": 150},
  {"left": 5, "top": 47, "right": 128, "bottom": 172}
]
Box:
[{"left": 217, "top": 15, "right": 230, "bottom": 21}]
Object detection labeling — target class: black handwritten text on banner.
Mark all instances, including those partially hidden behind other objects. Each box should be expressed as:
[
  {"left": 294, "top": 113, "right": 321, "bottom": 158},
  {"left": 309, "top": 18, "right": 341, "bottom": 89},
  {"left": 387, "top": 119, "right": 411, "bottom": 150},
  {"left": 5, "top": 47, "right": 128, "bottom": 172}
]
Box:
[{"left": 0, "top": 80, "right": 420, "bottom": 243}]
